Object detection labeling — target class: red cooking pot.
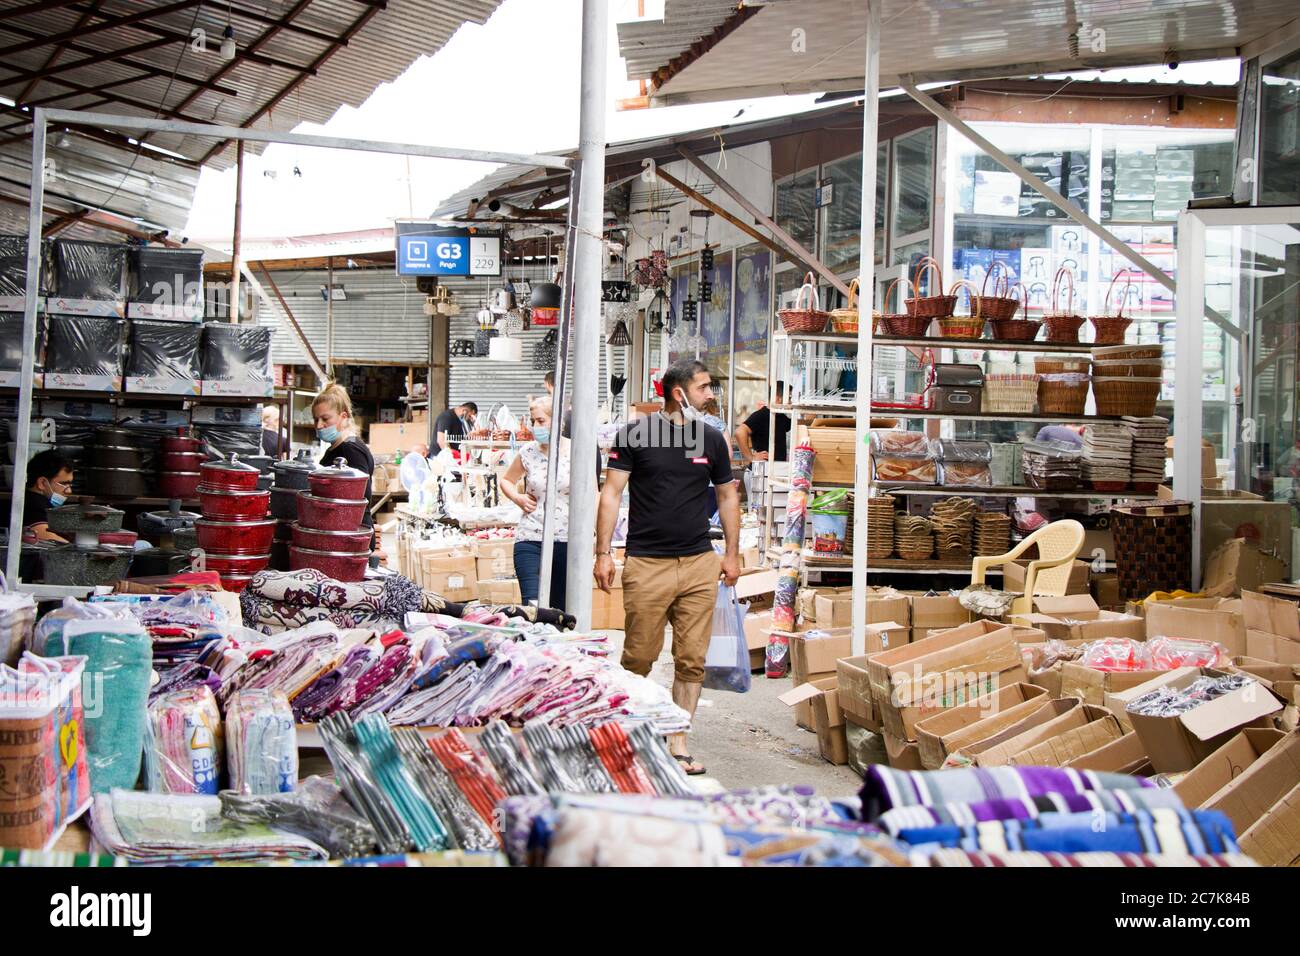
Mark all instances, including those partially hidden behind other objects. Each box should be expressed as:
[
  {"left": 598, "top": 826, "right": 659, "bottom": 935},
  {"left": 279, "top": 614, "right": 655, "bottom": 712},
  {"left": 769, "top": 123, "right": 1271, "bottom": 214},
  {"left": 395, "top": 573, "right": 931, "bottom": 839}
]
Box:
[
  {"left": 297, "top": 493, "right": 368, "bottom": 531},
  {"left": 195, "top": 517, "right": 277, "bottom": 554},
  {"left": 204, "top": 552, "right": 272, "bottom": 576},
  {"left": 221, "top": 573, "right": 255, "bottom": 593},
  {"left": 291, "top": 522, "right": 372, "bottom": 554},
  {"left": 197, "top": 485, "right": 272, "bottom": 521},
  {"left": 200, "top": 456, "right": 262, "bottom": 491},
  {"left": 289, "top": 545, "right": 369, "bottom": 583},
  {"left": 158, "top": 471, "right": 201, "bottom": 500},
  {"left": 308, "top": 457, "right": 370, "bottom": 500},
  {"left": 161, "top": 451, "right": 206, "bottom": 473},
  {"left": 161, "top": 429, "right": 204, "bottom": 454}
]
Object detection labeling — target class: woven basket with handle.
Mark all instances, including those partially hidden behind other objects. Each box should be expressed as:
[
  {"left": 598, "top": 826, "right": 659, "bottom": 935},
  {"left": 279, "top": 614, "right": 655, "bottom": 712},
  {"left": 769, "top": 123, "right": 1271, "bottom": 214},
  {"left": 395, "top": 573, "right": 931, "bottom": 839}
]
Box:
[
  {"left": 974, "top": 262, "right": 1021, "bottom": 322},
  {"left": 937, "top": 279, "right": 986, "bottom": 339},
  {"left": 905, "top": 257, "right": 957, "bottom": 319},
  {"left": 779, "top": 272, "right": 830, "bottom": 333},
  {"left": 830, "top": 278, "right": 860, "bottom": 334},
  {"left": 1090, "top": 271, "right": 1137, "bottom": 345},
  {"left": 1044, "top": 267, "right": 1084, "bottom": 343}
]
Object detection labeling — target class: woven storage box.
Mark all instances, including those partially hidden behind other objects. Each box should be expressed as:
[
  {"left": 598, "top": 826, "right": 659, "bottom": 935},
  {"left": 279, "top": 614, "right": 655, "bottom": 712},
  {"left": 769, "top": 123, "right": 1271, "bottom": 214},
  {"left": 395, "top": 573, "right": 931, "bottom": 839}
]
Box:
[
  {"left": 1034, "top": 356, "right": 1091, "bottom": 375},
  {"left": 1093, "top": 376, "right": 1161, "bottom": 417},
  {"left": 982, "top": 373, "right": 1038, "bottom": 413},
  {"left": 1038, "top": 374, "right": 1090, "bottom": 415},
  {"left": 1093, "top": 358, "right": 1162, "bottom": 378},
  {"left": 1094, "top": 344, "right": 1162, "bottom": 362},
  {"left": 1110, "top": 500, "right": 1193, "bottom": 600}
]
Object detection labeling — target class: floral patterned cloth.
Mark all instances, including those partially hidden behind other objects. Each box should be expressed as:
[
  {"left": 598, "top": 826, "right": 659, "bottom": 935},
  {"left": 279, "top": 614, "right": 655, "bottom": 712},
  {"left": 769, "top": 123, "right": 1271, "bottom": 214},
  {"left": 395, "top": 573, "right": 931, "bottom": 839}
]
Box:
[{"left": 515, "top": 441, "right": 570, "bottom": 543}]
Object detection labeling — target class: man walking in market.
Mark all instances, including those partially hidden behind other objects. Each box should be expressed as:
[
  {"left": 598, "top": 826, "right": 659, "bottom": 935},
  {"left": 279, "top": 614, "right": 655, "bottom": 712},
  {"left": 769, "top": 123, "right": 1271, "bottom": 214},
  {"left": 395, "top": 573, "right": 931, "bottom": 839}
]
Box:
[{"left": 595, "top": 358, "right": 741, "bottom": 776}]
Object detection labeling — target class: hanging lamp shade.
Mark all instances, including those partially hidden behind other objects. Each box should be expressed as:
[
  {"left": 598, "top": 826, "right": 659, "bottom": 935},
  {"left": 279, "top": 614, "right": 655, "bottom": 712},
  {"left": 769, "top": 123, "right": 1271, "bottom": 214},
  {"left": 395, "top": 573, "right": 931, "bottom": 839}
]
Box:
[
  {"left": 606, "top": 319, "right": 631, "bottom": 346},
  {"left": 488, "top": 336, "right": 522, "bottom": 362}
]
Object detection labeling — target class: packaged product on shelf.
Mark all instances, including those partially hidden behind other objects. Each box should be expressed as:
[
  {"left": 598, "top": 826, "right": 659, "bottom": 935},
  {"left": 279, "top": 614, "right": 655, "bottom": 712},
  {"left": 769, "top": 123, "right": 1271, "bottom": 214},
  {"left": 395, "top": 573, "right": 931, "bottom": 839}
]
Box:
[
  {"left": 193, "top": 423, "right": 262, "bottom": 459},
  {"left": 201, "top": 322, "right": 273, "bottom": 396},
  {"left": 43, "top": 315, "right": 127, "bottom": 391},
  {"left": 873, "top": 456, "right": 937, "bottom": 483},
  {"left": 49, "top": 239, "right": 127, "bottom": 316},
  {"left": 0, "top": 235, "right": 51, "bottom": 311},
  {"left": 128, "top": 247, "right": 204, "bottom": 321},
  {"left": 125, "top": 319, "right": 202, "bottom": 395},
  {"left": 870, "top": 430, "right": 931, "bottom": 457},
  {"left": 0, "top": 311, "right": 46, "bottom": 388},
  {"left": 1021, "top": 440, "right": 1083, "bottom": 491},
  {"left": 145, "top": 685, "right": 224, "bottom": 795}
]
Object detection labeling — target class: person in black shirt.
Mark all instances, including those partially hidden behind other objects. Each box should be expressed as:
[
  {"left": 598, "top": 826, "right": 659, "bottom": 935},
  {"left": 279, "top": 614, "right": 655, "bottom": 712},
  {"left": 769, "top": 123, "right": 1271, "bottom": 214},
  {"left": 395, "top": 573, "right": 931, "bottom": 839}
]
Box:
[
  {"left": 22, "top": 449, "right": 74, "bottom": 542},
  {"left": 313, "top": 383, "right": 377, "bottom": 553},
  {"left": 734, "top": 380, "right": 790, "bottom": 464},
  {"left": 596, "top": 359, "right": 740, "bottom": 776},
  {"left": 434, "top": 402, "right": 477, "bottom": 454},
  {"left": 261, "top": 405, "right": 287, "bottom": 459}
]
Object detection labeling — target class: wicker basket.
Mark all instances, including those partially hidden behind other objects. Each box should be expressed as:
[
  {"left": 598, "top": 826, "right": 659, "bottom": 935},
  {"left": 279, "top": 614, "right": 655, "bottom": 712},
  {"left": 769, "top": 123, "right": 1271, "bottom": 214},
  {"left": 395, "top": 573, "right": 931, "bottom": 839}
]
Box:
[
  {"left": 973, "top": 264, "right": 1021, "bottom": 322},
  {"left": 877, "top": 277, "right": 915, "bottom": 336},
  {"left": 866, "top": 494, "right": 895, "bottom": 559},
  {"left": 1110, "top": 499, "right": 1193, "bottom": 600},
  {"left": 936, "top": 280, "right": 986, "bottom": 339},
  {"left": 1034, "top": 356, "right": 1091, "bottom": 376},
  {"left": 1038, "top": 373, "right": 1090, "bottom": 415},
  {"left": 1093, "top": 358, "right": 1163, "bottom": 378},
  {"left": 1094, "top": 344, "right": 1162, "bottom": 362},
  {"left": 905, "top": 257, "right": 957, "bottom": 319},
  {"left": 1093, "top": 376, "right": 1161, "bottom": 417},
  {"left": 883, "top": 314, "right": 932, "bottom": 336},
  {"left": 779, "top": 272, "right": 830, "bottom": 333},
  {"left": 982, "top": 373, "right": 1039, "bottom": 413},
  {"left": 1090, "top": 271, "right": 1138, "bottom": 345},
  {"left": 896, "top": 535, "right": 935, "bottom": 561},
  {"left": 829, "top": 278, "right": 860, "bottom": 334},
  {"left": 1044, "top": 267, "right": 1084, "bottom": 343},
  {"left": 990, "top": 318, "right": 1041, "bottom": 342}
]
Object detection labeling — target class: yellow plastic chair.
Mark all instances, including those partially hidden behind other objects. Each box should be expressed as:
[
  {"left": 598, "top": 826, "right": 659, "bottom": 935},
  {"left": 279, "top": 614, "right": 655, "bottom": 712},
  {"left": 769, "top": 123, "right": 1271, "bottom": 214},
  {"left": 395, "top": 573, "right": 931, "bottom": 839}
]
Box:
[{"left": 971, "top": 519, "right": 1086, "bottom": 618}]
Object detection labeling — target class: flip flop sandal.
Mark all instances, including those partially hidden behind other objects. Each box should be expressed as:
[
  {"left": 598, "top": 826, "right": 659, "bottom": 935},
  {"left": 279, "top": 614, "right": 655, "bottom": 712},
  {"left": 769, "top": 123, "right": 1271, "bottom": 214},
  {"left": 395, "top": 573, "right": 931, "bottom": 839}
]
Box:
[{"left": 672, "top": 753, "right": 706, "bottom": 776}]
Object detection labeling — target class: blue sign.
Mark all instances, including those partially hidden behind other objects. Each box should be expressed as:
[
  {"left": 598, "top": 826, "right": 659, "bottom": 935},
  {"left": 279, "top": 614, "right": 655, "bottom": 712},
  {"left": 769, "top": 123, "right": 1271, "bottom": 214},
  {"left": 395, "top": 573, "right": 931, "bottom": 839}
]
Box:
[{"left": 398, "top": 234, "right": 470, "bottom": 276}]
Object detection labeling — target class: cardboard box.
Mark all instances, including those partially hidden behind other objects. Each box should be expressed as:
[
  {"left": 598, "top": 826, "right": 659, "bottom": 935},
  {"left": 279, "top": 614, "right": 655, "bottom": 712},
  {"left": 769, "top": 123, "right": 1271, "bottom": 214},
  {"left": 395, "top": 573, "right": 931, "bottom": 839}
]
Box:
[
  {"left": 1103, "top": 667, "right": 1201, "bottom": 731},
  {"left": 957, "top": 697, "right": 1082, "bottom": 764},
  {"left": 882, "top": 731, "right": 924, "bottom": 770},
  {"left": 741, "top": 547, "right": 762, "bottom": 570},
  {"left": 862, "top": 621, "right": 909, "bottom": 655},
  {"left": 1203, "top": 538, "right": 1288, "bottom": 597},
  {"left": 913, "top": 683, "right": 1049, "bottom": 770},
  {"left": 1091, "top": 572, "right": 1121, "bottom": 610},
  {"left": 867, "top": 620, "right": 1028, "bottom": 741},
  {"left": 744, "top": 608, "right": 773, "bottom": 671},
  {"left": 1197, "top": 489, "right": 1294, "bottom": 578},
  {"left": 779, "top": 677, "right": 847, "bottom": 764},
  {"left": 1009, "top": 710, "right": 1124, "bottom": 767},
  {"left": 368, "top": 422, "right": 429, "bottom": 456},
  {"left": 477, "top": 578, "right": 522, "bottom": 605},
  {"left": 973, "top": 700, "right": 1116, "bottom": 767},
  {"left": 1172, "top": 728, "right": 1287, "bottom": 809},
  {"left": 907, "top": 594, "right": 969, "bottom": 631},
  {"left": 1059, "top": 662, "right": 1172, "bottom": 709},
  {"left": 1246, "top": 630, "right": 1300, "bottom": 667},
  {"left": 1199, "top": 730, "right": 1300, "bottom": 866},
  {"left": 735, "top": 568, "right": 777, "bottom": 599},
  {"left": 1003, "top": 559, "right": 1091, "bottom": 596},
  {"left": 477, "top": 555, "right": 515, "bottom": 581},
  {"left": 1243, "top": 590, "right": 1300, "bottom": 640},
  {"left": 473, "top": 538, "right": 514, "bottom": 561},
  {"left": 1063, "top": 730, "right": 1150, "bottom": 774},
  {"left": 836, "top": 655, "right": 879, "bottom": 732},
  {"left": 1013, "top": 594, "right": 1145, "bottom": 643},
  {"left": 1125, "top": 667, "right": 1283, "bottom": 773},
  {"left": 868, "top": 588, "right": 911, "bottom": 627},
  {"left": 1144, "top": 597, "right": 1246, "bottom": 657},
  {"left": 788, "top": 627, "right": 852, "bottom": 729}
]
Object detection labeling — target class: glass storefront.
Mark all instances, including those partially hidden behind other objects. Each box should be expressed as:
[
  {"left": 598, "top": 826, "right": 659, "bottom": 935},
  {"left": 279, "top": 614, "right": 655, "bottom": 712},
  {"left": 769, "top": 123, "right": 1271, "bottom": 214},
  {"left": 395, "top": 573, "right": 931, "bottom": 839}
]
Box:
[{"left": 1260, "top": 48, "right": 1300, "bottom": 205}]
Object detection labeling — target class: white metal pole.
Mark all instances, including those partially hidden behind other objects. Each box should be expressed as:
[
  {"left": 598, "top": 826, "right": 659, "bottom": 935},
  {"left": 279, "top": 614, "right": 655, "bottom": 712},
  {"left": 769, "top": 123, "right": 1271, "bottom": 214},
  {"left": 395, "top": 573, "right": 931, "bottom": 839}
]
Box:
[
  {"left": 850, "top": 0, "right": 881, "bottom": 657},
  {"left": 564, "top": 0, "right": 608, "bottom": 628},
  {"left": 6, "top": 110, "right": 46, "bottom": 586},
  {"left": 1173, "top": 210, "right": 1206, "bottom": 587}
]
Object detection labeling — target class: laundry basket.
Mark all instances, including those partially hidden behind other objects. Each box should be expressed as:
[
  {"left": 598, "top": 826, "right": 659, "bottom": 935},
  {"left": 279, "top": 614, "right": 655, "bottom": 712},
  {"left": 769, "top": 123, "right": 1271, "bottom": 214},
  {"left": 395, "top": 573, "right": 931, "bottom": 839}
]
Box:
[{"left": 1110, "top": 500, "right": 1194, "bottom": 601}]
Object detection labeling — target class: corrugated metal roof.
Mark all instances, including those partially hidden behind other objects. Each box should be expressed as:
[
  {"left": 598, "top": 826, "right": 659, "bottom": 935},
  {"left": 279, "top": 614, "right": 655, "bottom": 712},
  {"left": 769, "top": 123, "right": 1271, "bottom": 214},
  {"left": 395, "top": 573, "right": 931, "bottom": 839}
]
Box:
[
  {"left": 617, "top": 0, "right": 747, "bottom": 82},
  {"left": 619, "top": 0, "right": 1295, "bottom": 105}
]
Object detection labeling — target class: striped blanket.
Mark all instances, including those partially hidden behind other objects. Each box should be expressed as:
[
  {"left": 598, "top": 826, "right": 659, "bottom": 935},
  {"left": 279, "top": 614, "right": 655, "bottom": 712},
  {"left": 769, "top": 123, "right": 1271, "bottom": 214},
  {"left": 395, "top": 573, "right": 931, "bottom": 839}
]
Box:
[
  {"left": 876, "top": 788, "right": 1184, "bottom": 836},
  {"left": 930, "top": 849, "right": 1258, "bottom": 868}
]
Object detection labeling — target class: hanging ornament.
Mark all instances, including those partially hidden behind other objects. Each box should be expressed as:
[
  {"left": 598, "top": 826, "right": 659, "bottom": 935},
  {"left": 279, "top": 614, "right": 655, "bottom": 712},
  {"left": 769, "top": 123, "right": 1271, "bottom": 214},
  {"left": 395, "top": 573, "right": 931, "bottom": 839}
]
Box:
[{"left": 606, "top": 319, "right": 631, "bottom": 346}]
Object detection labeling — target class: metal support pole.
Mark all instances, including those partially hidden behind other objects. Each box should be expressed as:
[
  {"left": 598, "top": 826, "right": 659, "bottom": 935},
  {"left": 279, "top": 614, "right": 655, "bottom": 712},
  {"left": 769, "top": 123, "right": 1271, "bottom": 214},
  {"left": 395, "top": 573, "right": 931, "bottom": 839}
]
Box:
[
  {"left": 326, "top": 255, "right": 334, "bottom": 378},
  {"left": 563, "top": 0, "right": 608, "bottom": 628},
  {"left": 850, "top": 0, "right": 881, "bottom": 657},
  {"left": 899, "top": 77, "right": 1237, "bottom": 338},
  {"left": 6, "top": 109, "right": 45, "bottom": 586},
  {"left": 230, "top": 140, "right": 244, "bottom": 323},
  {"left": 1173, "top": 210, "right": 1206, "bottom": 587}
]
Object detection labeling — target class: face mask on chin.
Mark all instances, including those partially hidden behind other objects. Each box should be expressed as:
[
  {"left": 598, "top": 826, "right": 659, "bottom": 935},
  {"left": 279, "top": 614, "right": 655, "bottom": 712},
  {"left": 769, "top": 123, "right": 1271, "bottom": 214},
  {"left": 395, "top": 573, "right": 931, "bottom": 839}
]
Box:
[{"left": 675, "top": 390, "right": 702, "bottom": 423}]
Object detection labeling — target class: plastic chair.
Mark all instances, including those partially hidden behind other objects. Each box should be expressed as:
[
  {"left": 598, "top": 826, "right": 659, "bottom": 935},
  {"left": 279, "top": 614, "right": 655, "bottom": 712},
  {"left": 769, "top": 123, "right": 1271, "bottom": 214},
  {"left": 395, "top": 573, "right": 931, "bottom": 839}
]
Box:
[{"left": 971, "top": 519, "right": 1085, "bottom": 618}]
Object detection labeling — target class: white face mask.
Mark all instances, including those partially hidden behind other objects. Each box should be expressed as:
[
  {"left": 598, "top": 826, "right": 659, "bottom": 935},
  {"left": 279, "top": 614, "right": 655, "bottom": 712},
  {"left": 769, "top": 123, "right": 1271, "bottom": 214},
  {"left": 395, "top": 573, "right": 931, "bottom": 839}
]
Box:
[{"left": 675, "top": 389, "right": 702, "bottom": 423}]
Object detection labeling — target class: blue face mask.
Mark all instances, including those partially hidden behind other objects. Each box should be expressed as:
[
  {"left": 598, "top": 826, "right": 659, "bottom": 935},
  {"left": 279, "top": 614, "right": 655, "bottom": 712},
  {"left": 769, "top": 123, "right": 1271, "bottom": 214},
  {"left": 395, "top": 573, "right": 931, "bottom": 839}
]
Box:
[
  {"left": 318, "top": 426, "right": 340, "bottom": 443},
  {"left": 48, "top": 491, "right": 67, "bottom": 508},
  {"left": 533, "top": 426, "right": 551, "bottom": 445}
]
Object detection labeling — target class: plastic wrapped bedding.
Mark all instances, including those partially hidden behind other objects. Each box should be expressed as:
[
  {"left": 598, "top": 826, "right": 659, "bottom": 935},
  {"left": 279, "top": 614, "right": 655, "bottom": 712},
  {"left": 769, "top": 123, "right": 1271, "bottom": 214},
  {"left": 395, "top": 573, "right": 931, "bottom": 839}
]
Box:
[
  {"left": 201, "top": 323, "right": 272, "bottom": 392},
  {"left": 129, "top": 247, "right": 203, "bottom": 305},
  {"left": 45, "top": 316, "right": 126, "bottom": 376},
  {"left": 53, "top": 240, "right": 127, "bottom": 300},
  {"left": 126, "top": 320, "right": 202, "bottom": 383},
  {"left": 0, "top": 312, "right": 46, "bottom": 373},
  {"left": 0, "top": 235, "right": 51, "bottom": 296}
]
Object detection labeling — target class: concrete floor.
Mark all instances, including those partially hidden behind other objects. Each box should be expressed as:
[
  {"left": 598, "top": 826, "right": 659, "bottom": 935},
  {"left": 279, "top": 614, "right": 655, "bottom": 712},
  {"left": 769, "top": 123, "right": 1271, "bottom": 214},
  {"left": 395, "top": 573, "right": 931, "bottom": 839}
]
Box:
[{"left": 600, "top": 628, "right": 863, "bottom": 796}]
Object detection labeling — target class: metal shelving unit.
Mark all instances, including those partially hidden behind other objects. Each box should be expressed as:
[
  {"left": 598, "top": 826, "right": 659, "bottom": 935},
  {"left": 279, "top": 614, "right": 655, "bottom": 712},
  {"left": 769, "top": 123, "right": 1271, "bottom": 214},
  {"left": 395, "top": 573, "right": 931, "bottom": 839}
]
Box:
[{"left": 872, "top": 483, "right": 1160, "bottom": 500}]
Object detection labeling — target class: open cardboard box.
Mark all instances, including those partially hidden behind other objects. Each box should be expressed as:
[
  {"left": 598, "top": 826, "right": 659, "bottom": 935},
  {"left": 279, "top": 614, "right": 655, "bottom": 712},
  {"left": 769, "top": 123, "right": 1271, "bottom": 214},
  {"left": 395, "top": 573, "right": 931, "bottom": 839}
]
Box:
[
  {"left": 744, "top": 608, "right": 773, "bottom": 671},
  {"left": 1172, "top": 728, "right": 1287, "bottom": 810},
  {"left": 836, "top": 655, "right": 880, "bottom": 732},
  {"left": 1124, "top": 667, "right": 1283, "bottom": 773},
  {"left": 1144, "top": 596, "right": 1246, "bottom": 658},
  {"left": 1063, "top": 730, "right": 1150, "bottom": 775},
  {"left": 913, "top": 682, "right": 1048, "bottom": 770},
  {"left": 788, "top": 626, "right": 852, "bottom": 729},
  {"left": 1197, "top": 729, "right": 1300, "bottom": 867},
  {"left": 778, "top": 677, "right": 847, "bottom": 765},
  {"left": 1203, "top": 538, "right": 1288, "bottom": 598},
  {"left": 1010, "top": 708, "right": 1125, "bottom": 768},
  {"left": 814, "top": 587, "right": 911, "bottom": 630},
  {"left": 1059, "top": 662, "right": 1173, "bottom": 712},
  {"left": 1242, "top": 590, "right": 1300, "bottom": 667},
  {"left": 866, "top": 619, "right": 1027, "bottom": 742},
  {"left": 966, "top": 699, "right": 1118, "bottom": 767},
  {"left": 1012, "top": 594, "right": 1144, "bottom": 643},
  {"left": 882, "top": 730, "right": 924, "bottom": 770},
  {"left": 905, "top": 593, "right": 969, "bottom": 632}
]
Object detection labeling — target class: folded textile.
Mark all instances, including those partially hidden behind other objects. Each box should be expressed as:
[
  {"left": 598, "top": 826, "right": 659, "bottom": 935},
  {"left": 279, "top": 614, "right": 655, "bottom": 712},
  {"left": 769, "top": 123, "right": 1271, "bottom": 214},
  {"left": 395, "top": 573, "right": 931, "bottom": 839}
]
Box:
[
  {"left": 241, "top": 569, "right": 428, "bottom": 634},
  {"left": 545, "top": 806, "right": 735, "bottom": 867},
  {"left": 348, "top": 641, "right": 414, "bottom": 715},
  {"left": 216, "top": 631, "right": 341, "bottom": 706},
  {"left": 145, "top": 685, "right": 224, "bottom": 795},
  {"left": 895, "top": 807, "right": 1239, "bottom": 857},
  {"left": 91, "top": 789, "right": 327, "bottom": 864},
  {"left": 627, "top": 723, "right": 695, "bottom": 799},
  {"left": 875, "top": 788, "right": 1186, "bottom": 837},
  {"left": 410, "top": 636, "right": 495, "bottom": 690},
  {"left": 149, "top": 661, "right": 221, "bottom": 703},
  {"left": 928, "top": 849, "right": 1257, "bottom": 868},
  {"left": 226, "top": 689, "right": 297, "bottom": 795},
  {"left": 292, "top": 644, "right": 377, "bottom": 723},
  {"left": 218, "top": 776, "right": 377, "bottom": 859},
  {"left": 859, "top": 765, "right": 1156, "bottom": 822}
]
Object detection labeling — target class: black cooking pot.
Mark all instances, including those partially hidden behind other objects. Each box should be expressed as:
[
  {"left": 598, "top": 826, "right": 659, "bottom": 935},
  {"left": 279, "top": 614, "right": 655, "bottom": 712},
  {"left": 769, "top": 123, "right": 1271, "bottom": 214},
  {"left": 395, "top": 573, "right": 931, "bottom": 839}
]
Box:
[
  {"left": 86, "top": 465, "right": 151, "bottom": 498},
  {"left": 271, "top": 452, "right": 318, "bottom": 491},
  {"left": 93, "top": 444, "right": 145, "bottom": 469},
  {"left": 127, "top": 547, "right": 191, "bottom": 577}
]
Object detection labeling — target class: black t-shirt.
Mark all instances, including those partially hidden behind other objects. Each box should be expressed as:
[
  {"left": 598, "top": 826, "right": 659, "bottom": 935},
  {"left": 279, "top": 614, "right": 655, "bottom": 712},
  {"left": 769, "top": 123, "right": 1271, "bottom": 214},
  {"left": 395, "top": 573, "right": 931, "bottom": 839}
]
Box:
[
  {"left": 742, "top": 407, "right": 790, "bottom": 462},
  {"left": 607, "top": 415, "right": 734, "bottom": 557},
  {"left": 23, "top": 489, "right": 50, "bottom": 529},
  {"left": 434, "top": 408, "right": 467, "bottom": 450},
  {"left": 261, "top": 428, "right": 286, "bottom": 459},
  {"left": 319, "top": 438, "right": 375, "bottom": 530}
]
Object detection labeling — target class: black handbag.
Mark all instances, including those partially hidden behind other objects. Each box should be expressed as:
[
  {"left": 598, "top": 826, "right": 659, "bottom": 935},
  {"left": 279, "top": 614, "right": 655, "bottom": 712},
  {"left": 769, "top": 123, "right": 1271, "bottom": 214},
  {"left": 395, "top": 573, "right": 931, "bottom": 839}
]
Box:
[
  {"left": 532, "top": 328, "right": 558, "bottom": 370},
  {"left": 473, "top": 327, "right": 498, "bottom": 357}
]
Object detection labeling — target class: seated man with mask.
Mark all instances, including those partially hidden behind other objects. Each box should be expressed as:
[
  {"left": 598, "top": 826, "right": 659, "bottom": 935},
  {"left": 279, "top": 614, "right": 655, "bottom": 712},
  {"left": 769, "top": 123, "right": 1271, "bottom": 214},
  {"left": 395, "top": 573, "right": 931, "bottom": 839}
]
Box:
[{"left": 23, "top": 449, "right": 75, "bottom": 542}]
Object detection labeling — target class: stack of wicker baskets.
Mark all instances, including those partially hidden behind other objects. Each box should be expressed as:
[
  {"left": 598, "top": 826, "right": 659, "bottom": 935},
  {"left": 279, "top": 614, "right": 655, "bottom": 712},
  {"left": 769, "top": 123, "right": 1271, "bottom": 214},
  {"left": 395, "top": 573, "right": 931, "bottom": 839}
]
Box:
[
  {"left": 1035, "top": 356, "right": 1091, "bottom": 415},
  {"left": 1091, "top": 344, "right": 1163, "bottom": 416},
  {"left": 974, "top": 512, "right": 1013, "bottom": 556},
  {"left": 866, "top": 495, "right": 895, "bottom": 559},
  {"left": 894, "top": 513, "right": 934, "bottom": 561},
  {"left": 931, "top": 497, "right": 976, "bottom": 558}
]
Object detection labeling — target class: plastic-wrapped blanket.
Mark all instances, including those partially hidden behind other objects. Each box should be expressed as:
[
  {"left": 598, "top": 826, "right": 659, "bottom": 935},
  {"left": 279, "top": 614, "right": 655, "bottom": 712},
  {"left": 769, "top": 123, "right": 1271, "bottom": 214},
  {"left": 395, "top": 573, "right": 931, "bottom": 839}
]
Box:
[
  {"left": 145, "top": 686, "right": 223, "bottom": 794},
  {"left": 226, "top": 689, "right": 297, "bottom": 794},
  {"left": 218, "top": 776, "right": 375, "bottom": 858}
]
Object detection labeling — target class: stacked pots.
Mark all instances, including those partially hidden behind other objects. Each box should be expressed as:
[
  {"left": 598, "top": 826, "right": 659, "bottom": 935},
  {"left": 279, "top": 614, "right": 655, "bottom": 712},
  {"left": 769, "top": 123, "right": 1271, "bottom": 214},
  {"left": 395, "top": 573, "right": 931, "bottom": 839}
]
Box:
[
  {"left": 291, "top": 456, "right": 371, "bottom": 582},
  {"left": 194, "top": 455, "right": 274, "bottom": 592},
  {"left": 158, "top": 429, "right": 205, "bottom": 500},
  {"left": 87, "top": 427, "right": 150, "bottom": 498},
  {"left": 40, "top": 499, "right": 134, "bottom": 586},
  {"left": 268, "top": 452, "right": 317, "bottom": 571}
]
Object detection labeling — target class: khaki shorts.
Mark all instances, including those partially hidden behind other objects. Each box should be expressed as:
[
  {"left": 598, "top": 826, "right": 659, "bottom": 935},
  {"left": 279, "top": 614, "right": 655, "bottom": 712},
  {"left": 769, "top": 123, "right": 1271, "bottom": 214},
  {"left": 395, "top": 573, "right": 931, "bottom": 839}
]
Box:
[{"left": 619, "top": 550, "right": 721, "bottom": 684}]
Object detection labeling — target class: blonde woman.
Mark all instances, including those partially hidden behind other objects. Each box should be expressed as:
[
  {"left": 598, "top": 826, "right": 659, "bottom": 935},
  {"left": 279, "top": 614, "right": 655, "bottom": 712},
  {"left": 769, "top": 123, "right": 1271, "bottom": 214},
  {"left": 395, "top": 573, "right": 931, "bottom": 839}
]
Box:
[
  {"left": 312, "top": 382, "right": 375, "bottom": 545},
  {"left": 500, "top": 395, "right": 569, "bottom": 611}
]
